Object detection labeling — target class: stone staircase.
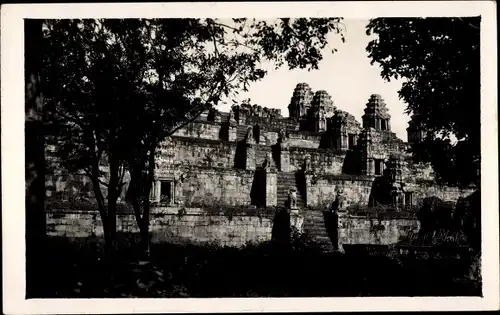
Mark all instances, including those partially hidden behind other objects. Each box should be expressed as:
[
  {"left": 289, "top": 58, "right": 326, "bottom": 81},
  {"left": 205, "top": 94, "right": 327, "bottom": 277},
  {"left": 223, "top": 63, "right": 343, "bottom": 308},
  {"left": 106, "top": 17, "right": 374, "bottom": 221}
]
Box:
[
  {"left": 236, "top": 124, "right": 248, "bottom": 141},
  {"left": 302, "top": 209, "right": 336, "bottom": 252},
  {"left": 219, "top": 112, "right": 229, "bottom": 122},
  {"left": 277, "top": 172, "right": 305, "bottom": 208},
  {"left": 275, "top": 173, "right": 335, "bottom": 252}
]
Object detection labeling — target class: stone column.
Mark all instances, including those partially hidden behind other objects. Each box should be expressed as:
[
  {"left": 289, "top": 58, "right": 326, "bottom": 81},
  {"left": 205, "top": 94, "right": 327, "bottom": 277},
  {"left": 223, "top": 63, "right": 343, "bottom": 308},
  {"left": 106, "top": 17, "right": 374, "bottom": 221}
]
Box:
[
  {"left": 154, "top": 180, "right": 161, "bottom": 203},
  {"left": 362, "top": 156, "right": 375, "bottom": 176},
  {"left": 169, "top": 182, "right": 175, "bottom": 205},
  {"left": 264, "top": 169, "right": 277, "bottom": 207},
  {"left": 368, "top": 158, "right": 375, "bottom": 176},
  {"left": 361, "top": 156, "right": 368, "bottom": 175},
  {"left": 341, "top": 132, "right": 349, "bottom": 151},
  {"left": 279, "top": 149, "right": 290, "bottom": 172},
  {"left": 304, "top": 173, "right": 313, "bottom": 207},
  {"left": 238, "top": 113, "right": 247, "bottom": 125},
  {"left": 228, "top": 124, "right": 237, "bottom": 142},
  {"left": 360, "top": 155, "right": 368, "bottom": 175},
  {"left": 277, "top": 129, "right": 290, "bottom": 172},
  {"left": 149, "top": 181, "right": 155, "bottom": 201},
  {"left": 337, "top": 213, "right": 347, "bottom": 252},
  {"left": 335, "top": 134, "right": 342, "bottom": 150},
  {"left": 174, "top": 179, "right": 184, "bottom": 206},
  {"left": 245, "top": 144, "right": 256, "bottom": 171}
]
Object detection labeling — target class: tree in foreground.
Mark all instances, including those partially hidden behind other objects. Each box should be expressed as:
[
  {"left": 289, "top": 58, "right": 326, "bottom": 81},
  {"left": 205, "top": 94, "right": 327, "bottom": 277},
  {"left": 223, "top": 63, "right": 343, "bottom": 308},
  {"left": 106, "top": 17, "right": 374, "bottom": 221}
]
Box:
[
  {"left": 366, "top": 17, "right": 480, "bottom": 188},
  {"left": 41, "top": 18, "right": 347, "bottom": 259}
]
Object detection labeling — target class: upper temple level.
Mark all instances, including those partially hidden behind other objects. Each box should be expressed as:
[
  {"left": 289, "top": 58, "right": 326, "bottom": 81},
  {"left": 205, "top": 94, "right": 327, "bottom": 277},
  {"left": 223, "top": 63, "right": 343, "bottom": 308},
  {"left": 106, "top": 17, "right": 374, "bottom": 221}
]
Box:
[
  {"left": 162, "top": 82, "right": 428, "bottom": 179},
  {"left": 190, "top": 82, "right": 408, "bottom": 153}
]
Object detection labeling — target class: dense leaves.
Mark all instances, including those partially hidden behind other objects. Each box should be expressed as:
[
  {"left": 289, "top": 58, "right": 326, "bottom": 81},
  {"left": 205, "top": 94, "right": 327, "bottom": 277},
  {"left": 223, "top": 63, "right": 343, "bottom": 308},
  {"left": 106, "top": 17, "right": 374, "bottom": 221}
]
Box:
[
  {"left": 41, "top": 18, "right": 346, "bottom": 255},
  {"left": 366, "top": 17, "right": 480, "bottom": 187}
]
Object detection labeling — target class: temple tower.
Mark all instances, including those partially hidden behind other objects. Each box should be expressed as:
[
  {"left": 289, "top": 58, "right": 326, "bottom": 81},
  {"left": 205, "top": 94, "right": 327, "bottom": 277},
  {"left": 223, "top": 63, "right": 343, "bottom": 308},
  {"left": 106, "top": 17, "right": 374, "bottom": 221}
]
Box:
[
  {"left": 310, "top": 90, "right": 335, "bottom": 132},
  {"left": 288, "top": 83, "right": 314, "bottom": 120},
  {"left": 330, "top": 111, "right": 349, "bottom": 151},
  {"left": 362, "top": 94, "right": 391, "bottom": 131},
  {"left": 359, "top": 128, "right": 374, "bottom": 175}
]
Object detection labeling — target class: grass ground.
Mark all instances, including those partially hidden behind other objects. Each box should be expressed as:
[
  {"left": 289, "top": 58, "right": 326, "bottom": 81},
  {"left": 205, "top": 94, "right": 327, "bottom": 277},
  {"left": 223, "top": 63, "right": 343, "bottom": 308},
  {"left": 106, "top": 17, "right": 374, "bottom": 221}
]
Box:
[{"left": 31, "top": 235, "right": 481, "bottom": 298}]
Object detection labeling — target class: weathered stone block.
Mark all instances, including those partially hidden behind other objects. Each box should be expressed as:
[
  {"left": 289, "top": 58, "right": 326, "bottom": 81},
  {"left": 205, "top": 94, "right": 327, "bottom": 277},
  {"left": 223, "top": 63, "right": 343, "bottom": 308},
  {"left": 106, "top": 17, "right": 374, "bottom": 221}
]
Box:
[
  {"left": 245, "top": 145, "right": 256, "bottom": 170},
  {"left": 279, "top": 150, "right": 290, "bottom": 172},
  {"left": 264, "top": 171, "right": 277, "bottom": 207}
]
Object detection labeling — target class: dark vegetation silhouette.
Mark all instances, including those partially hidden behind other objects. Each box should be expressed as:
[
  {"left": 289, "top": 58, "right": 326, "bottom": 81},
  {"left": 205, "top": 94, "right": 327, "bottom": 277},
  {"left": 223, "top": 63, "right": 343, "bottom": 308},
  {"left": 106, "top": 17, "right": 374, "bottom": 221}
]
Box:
[
  {"left": 39, "top": 233, "right": 481, "bottom": 298},
  {"left": 271, "top": 208, "right": 292, "bottom": 250},
  {"left": 412, "top": 193, "right": 481, "bottom": 252},
  {"left": 322, "top": 210, "right": 339, "bottom": 251}
]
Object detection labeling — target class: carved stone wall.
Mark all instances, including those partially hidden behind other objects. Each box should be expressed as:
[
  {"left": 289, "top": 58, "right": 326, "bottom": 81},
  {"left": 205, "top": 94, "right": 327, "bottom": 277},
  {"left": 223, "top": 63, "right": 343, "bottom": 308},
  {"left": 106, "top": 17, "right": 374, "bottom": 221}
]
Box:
[
  {"left": 289, "top": 148, "right": 345, "bottom": 173},
  {"left": 305, "top": 174, "right": 473, "bottom": 210},
  {"left": 177, "top": 169, "right": 256, "bottom": 207},
  {"left": 172, "top": 121, "right": 222, "bottom": 141},
  {"left": 46, "top": 207, "right": 274, "bottom": 247},
  {"left": 338, "top": 214, "right": 420, "bottom": 248},
  {"left": 157, "top": 138, "right": 237, "bottom": 170}
]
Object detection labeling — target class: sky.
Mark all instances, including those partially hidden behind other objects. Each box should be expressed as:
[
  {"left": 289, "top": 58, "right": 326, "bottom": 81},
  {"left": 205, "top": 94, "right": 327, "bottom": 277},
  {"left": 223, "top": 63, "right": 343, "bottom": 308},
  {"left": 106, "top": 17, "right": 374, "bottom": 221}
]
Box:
[{"left": 217, "top": 19, "right": 410, "bottom": 141}]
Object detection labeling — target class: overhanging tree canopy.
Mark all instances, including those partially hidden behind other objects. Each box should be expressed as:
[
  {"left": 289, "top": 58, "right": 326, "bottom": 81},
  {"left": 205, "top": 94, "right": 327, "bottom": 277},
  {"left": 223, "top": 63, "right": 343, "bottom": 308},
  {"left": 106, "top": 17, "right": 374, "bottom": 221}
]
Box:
[{"left": 366, "top": 17, "right": 480, "bottom": 188}]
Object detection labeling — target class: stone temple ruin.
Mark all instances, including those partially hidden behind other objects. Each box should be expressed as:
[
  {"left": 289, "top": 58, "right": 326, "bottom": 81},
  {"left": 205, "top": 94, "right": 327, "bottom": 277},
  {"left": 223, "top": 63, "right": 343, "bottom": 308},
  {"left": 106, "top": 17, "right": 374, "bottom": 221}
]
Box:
[{"left": 45, "top": 83, "right": 474, "bottom": 251}]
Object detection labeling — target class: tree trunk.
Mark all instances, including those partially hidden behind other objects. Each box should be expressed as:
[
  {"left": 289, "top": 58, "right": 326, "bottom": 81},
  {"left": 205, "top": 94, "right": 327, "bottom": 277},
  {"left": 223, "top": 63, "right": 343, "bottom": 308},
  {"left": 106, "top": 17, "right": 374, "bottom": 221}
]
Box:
[
  {"left": 140, "top": 215, "right": 150, "bottom": 259},
  {"left": 127, "top": 163, "right": 150, "bottom": 258},
  {"left": 140, "top": 143, "right": 157, "bottom": 258},
  {"left": 106, "top": 154, "right": 119, "bottom": 262},
  {"left": 25, "top": 19, "right": 46, "bottom": 298}
]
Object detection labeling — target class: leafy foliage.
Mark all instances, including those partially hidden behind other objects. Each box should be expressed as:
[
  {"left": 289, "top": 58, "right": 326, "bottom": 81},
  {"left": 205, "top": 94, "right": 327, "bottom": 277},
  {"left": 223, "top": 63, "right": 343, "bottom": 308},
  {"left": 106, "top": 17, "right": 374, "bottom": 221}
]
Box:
[{"left": 366, "top": 17, "right": 480, "bottom": 187}]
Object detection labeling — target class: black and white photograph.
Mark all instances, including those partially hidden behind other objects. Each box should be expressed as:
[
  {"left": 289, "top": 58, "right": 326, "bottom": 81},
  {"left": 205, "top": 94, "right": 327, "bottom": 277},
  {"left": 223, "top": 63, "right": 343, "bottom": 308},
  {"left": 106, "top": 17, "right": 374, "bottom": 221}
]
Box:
[{"left": 2, "top": 1, "right": 499, "bottom": 314}]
